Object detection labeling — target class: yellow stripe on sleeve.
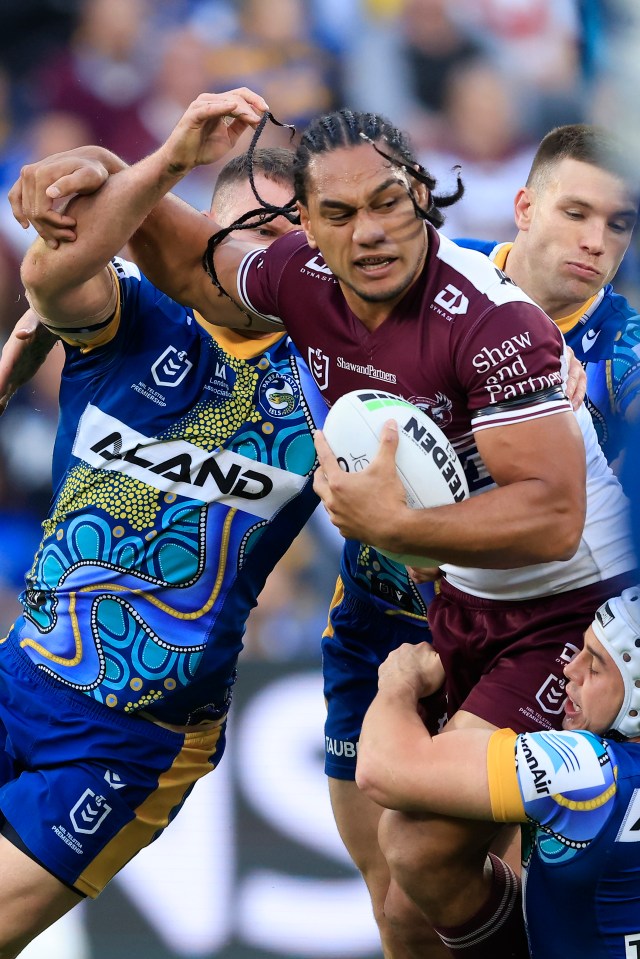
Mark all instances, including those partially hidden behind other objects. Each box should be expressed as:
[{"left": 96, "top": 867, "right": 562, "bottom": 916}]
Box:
[
  {"left": 77, "top": 263, "right": 122, "bottom": 352},
  {"left": 487, "top": 728, "right": 526, "bottom": 822}
]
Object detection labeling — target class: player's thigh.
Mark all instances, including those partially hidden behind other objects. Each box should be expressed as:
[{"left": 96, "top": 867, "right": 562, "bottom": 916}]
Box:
[
  {"left": 434, "top": 572, "right": 638, "bottom": 731},
  {"left": 0, "top": 642, "right": 227, "bottom": 901},
  {"left": 379, "top": 806, "right": 505, "bottom": 881},
  {"left": 329, "top": 777, "right": 388, "bottom": 882},
  {"left": 0, "top": 833, "right": 82, "bottom": 956},
  {"left": 323, "top": 584, "right": 433, "bottom": 780}
]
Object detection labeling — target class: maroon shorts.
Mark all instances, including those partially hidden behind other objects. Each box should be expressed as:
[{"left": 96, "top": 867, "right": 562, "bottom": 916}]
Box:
[{"left": 429, "top": 572, "right": 638, "bottom": 732}]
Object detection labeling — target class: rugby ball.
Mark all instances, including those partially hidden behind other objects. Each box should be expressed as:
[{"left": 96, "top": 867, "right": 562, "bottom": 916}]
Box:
[{"left": 322, "top": 389, "right": 469, "bottom": 567}]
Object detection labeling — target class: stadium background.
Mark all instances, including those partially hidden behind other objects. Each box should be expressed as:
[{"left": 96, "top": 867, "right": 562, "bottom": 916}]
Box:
[{"left": 0, "top": 1, "right": 637, "bottom": 957}]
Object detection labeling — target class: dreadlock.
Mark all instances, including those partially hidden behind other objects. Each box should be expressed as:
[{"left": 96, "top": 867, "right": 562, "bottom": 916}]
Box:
[
  {"left": 293, "top": 109, "right": 464, "bottom": 228},
  {"left": 203, "top": 112, "right": 298, "bottom": 300},
  {"left": 202, "top": 108, "right": 464, "bottom": 299}
]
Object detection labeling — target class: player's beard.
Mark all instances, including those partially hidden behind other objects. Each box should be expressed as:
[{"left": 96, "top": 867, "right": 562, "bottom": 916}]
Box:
[{"left": 340, "top": 229, "right": 427, "bottom": 305}]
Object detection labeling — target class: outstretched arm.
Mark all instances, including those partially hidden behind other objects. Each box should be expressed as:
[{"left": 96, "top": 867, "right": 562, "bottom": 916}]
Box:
[
  {"left": 10, "top": 145, "right": 258, "bottom": 330},
  {"left": 3, "top": 150, "right": 123, "bottom": 404},
  {"left": 21, "top": 90, "right": 268, "bottom": 330},
  {"left": 12, "top": 91, "right": 276, "bottom": 332}
]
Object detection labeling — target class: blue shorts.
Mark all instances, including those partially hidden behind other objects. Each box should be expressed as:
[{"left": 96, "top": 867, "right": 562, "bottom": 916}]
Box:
[
  {"left": 322, "top": 579, "right": 444, "bottom": 780},
  {"left": 0, "top": 631, "right": 226, "bottom": 897}
]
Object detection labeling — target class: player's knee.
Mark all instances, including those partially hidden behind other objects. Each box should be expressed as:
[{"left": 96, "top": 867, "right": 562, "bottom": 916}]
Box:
[
  {"left": 383, "top": 880, "right": 426, "bottom": 932},
  {"left": 380, "top": 809, "right": 497, "bottom": 903},
  {"left": 0, "top": 928, "right": 38, "bottom": 959},
  {"left": 378, "top": 809, "right": 431, "bottom": 886},
  {"left": 382, "top": 881, "right": 451, "bottom": 958},
  {"left": 354, "top": 855, "right": 392, "bottom": 922}
]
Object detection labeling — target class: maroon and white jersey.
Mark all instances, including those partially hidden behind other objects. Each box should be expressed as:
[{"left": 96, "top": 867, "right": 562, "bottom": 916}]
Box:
[{"left": 236, "top": 226, "right": 635, "bottom": 599}]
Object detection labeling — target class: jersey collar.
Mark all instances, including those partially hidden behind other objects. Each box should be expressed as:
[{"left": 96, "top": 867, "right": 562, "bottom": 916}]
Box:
[
  {"left": 494, "top": 242, "right": 600, "bottom": 334},
  {"left": 194, "top": 311, "right": 285, "bottom": 358}
]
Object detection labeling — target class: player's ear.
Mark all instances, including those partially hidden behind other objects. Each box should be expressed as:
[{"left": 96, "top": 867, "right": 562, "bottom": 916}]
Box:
[
  {"left": 514, "top": 187, "right": 533, "bottom": 231},
  {"left": 297, "top": 201, "right": 318, "bottom": 249},
  {"left": 413, "top": 180, "right": 430, "bottom": 213}
]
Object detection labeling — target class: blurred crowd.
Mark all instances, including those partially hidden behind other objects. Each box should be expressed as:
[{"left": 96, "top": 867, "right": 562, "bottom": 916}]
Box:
[{"left": 0, "top": 0, "right": 636, "bottom": 653}]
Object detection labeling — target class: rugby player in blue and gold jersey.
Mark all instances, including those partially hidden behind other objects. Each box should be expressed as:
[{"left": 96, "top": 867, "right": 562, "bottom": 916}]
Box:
[
  {"left": 357, "top": 585, "right": 640, "bottom": 959},
  {"left": 0, "top": 90, "right": 333, "bottom": 956}
]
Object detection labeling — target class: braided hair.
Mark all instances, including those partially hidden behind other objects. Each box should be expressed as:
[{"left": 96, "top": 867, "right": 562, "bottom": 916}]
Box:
[
  {"left": 202, "top": 112, "right": 298, "bottom": 301},
  {"left": 203, "top": 108, "right": 464, "bottom": 299},
  {"left": 294, "top": 108, "right": 463, "bottom": 228}
]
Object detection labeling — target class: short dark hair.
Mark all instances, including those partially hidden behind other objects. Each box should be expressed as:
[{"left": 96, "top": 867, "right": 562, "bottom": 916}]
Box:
[
  {"left": 203, "top": 137, "right": 300, "bottom": 298},
  {"left": 293, "top": 108, "right": 463, "bottom": 229},
  {"left": 213, "top": 146, "right": 295, "bottom": 206},
  {"left": 527, "top": 124, "right": 637, "bottom": 192}
]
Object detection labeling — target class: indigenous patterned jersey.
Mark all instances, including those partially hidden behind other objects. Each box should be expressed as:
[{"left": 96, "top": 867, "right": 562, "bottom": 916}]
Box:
[
  {"left": 488, "top": 728, "right": 640, "bottom": 958},
  {"left": 11, "top": 258, "right": 326, "bottom": 724},
  {"left": 338, "top": 539, "right": 431, "bottom": 622},
  {"left": 235, "top": 227, "right": 635, "bottom": 600},
  {"left": 457, "top": 238, "right": 640, "bottom": 464}
]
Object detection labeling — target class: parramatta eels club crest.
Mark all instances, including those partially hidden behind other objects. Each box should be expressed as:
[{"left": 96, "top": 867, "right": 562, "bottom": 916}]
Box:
[{"left": 258, "top": 370, "right": 300, "bottom": 418}]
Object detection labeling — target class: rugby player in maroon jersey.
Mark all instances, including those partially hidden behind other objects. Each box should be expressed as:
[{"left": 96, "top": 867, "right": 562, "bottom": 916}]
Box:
[{"left": 9, "top": 91, "right": 637, "bottom": 958}]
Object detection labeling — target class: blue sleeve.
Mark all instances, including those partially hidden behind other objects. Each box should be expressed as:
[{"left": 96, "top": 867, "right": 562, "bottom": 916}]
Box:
[
  {"left": 452, "top": 237, "right": 499, "bottom": 256},
  {"left": 611, "top": 313, "right": 640, "bottom": 416},
  {"left": 515, "top": 730, "right": 617, "bottom": 846}
]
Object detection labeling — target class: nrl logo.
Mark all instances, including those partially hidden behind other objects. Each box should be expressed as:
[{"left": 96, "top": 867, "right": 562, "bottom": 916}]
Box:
[
  {"left": 151, "top": 346, "right": 193, "bottom": 388},
  {"left": 70, "top": 788, "right": 112, "bottom": 835},
  {"left": 308, "top": 347, "right": 329, "bottom": 391},
  {"left": 535, "top": 674, "right": 566, "bottom": 715}
]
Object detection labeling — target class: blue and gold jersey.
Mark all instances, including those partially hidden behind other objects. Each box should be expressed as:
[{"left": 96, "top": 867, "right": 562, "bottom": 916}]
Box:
[
  {"left": 339, "top": 539, "right": 431, "bottom": 623},
  {"left": 457, "top": 238, "right": 640, "bottom": 463},
  {"left": 488, "top": 728, "right": 640, "bottom": 957},
  {"left": 10, "top": 258, "right": 327, "bottom": 724}
]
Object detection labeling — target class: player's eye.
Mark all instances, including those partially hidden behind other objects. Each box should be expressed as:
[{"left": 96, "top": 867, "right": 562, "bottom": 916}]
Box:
[{"left": 609, "top": 219, "right": 633, "bottom": 234}]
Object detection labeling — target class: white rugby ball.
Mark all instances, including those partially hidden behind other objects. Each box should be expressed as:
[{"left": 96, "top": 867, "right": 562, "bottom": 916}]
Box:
[{"left": 323, "top": 389, "right": 469, "bottom": 567}]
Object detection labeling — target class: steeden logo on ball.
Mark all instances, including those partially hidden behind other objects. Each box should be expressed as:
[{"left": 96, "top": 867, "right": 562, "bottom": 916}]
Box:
[{"left": 323, "top": 390, "right": 469, "bottom": 567}]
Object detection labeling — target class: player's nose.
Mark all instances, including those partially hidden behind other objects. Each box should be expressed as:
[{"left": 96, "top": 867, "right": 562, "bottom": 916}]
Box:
[
  {"left": 352, "top": 210, "right": 385, "bottom": 245},
  {"left": 579, "top": 219, "right": 606, "bottom": 255}
]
